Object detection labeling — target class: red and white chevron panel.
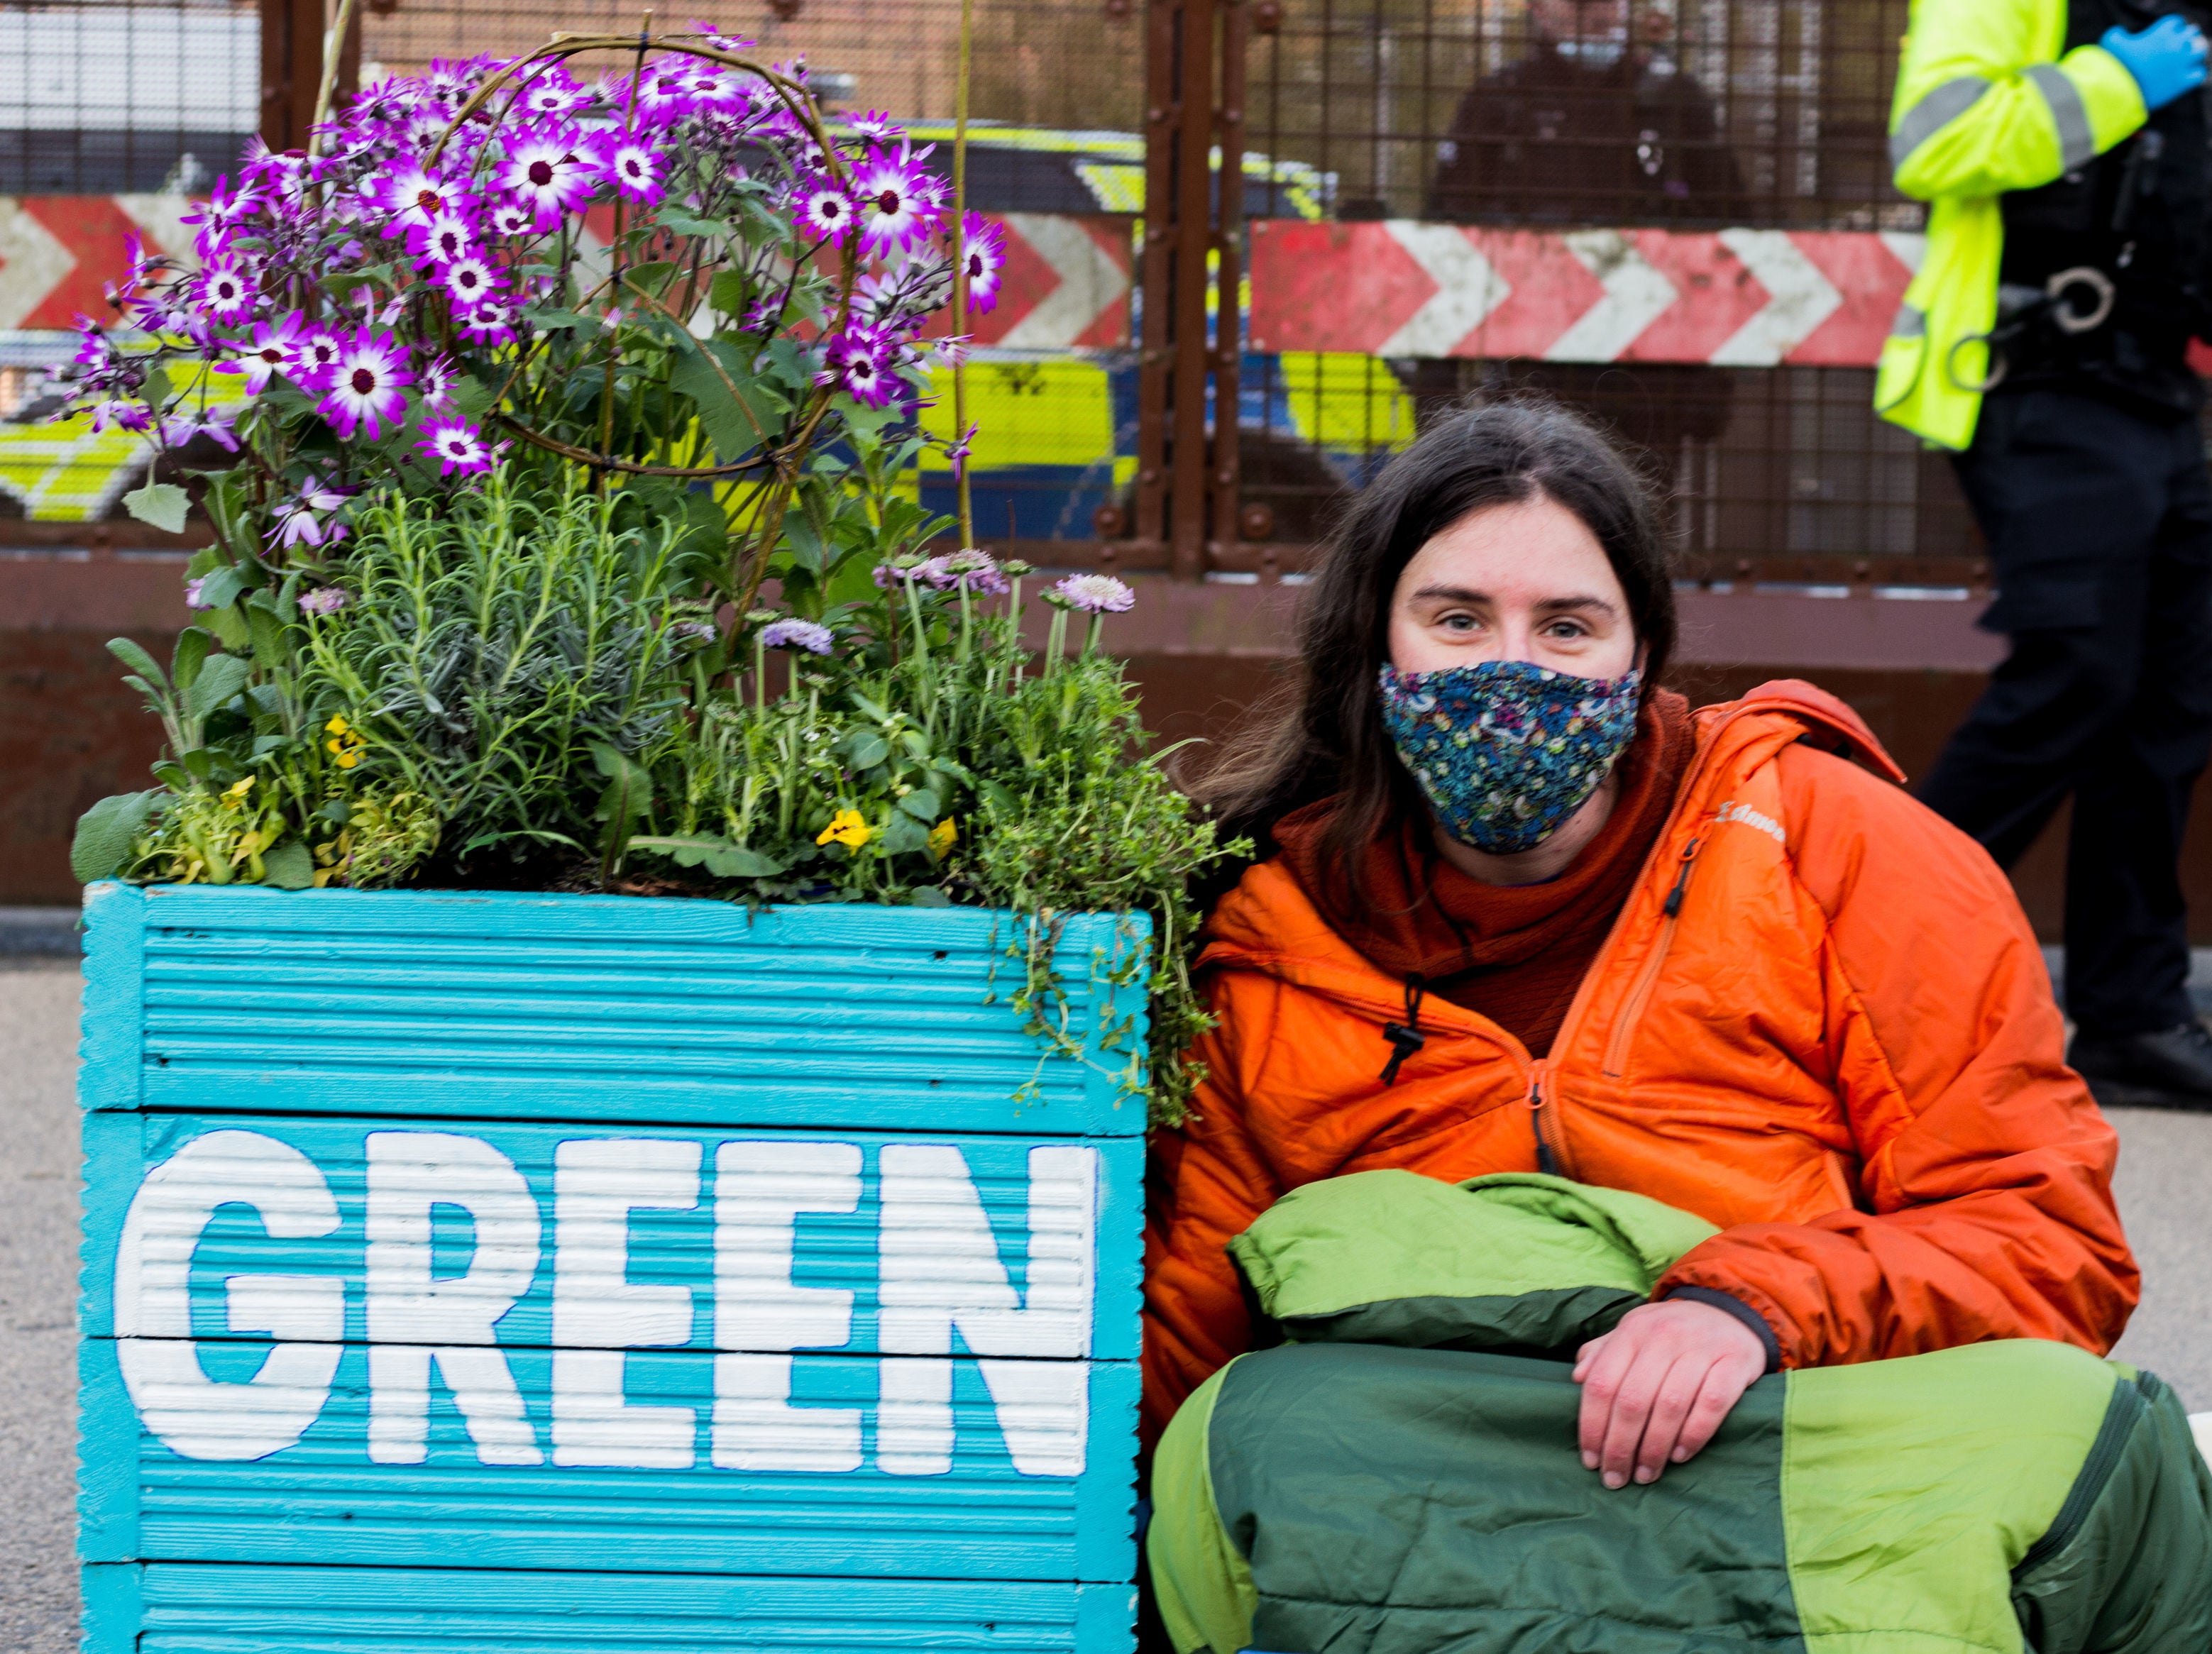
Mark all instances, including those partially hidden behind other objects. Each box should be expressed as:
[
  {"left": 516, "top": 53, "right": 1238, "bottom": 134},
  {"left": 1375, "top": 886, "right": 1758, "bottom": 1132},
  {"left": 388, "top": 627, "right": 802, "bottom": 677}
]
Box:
[
  {"left": 1247, "top": 219, "right": 1927, "bottom": 367},
  {"left": 0, "top": 195, "right": 205, "bottom": 330},
  {"left": 0, "top": 196, "right": 1132, "bottom": 351}
]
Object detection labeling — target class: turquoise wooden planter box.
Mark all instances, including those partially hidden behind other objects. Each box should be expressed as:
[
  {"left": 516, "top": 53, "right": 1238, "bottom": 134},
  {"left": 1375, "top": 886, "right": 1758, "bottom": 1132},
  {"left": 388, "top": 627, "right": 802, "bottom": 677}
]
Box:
[{"left": 77, "top": 881, "right": 1147, "bottom": 1653}]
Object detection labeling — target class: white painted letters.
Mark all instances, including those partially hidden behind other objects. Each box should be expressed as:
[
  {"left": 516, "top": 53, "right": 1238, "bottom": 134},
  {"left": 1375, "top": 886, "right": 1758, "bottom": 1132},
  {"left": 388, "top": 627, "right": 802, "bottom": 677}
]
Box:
[
  {"left": 114, "top": 1130, "right": 343, "bottom": 1461},
  {"left": 364, "top": 1132, "right": 543, "bottom": 1467},
  {"left": 877, "top": 1143, "right": 1096, "bottom": 1477},
  {"left": 551, "top": 1137, "right": 702, "bottom": 1469},
  {"left": 710, "top": 1140, "right": 863, "bottom": 1472}
]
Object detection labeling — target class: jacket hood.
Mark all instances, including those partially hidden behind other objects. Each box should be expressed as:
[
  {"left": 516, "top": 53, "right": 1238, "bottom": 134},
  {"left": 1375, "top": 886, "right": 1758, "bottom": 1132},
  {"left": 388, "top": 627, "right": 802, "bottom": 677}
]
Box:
[{"left": 1200, "top": 680, "right": 1905, "bottom": 1019}]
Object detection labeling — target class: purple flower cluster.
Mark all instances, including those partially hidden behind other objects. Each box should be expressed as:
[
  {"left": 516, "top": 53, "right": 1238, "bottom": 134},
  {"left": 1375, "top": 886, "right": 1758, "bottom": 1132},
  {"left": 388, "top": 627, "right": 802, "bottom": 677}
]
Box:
[{"left": 55, "top": 34, "right": 978, "bottom": 567}]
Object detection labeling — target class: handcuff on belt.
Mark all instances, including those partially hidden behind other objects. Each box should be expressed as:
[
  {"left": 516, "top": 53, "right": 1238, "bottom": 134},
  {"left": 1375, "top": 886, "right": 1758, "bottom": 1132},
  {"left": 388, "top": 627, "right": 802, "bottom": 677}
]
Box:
[{"left": 1945, "top": 265, "right": 2119, "bottom": 392}]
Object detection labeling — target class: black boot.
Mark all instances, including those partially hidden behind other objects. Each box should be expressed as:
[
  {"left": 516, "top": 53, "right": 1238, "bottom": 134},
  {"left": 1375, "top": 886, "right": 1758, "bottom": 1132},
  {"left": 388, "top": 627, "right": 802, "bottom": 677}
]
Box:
[{"left": 2069, "top": 1019, "right": 2212, "bottom": 1112}]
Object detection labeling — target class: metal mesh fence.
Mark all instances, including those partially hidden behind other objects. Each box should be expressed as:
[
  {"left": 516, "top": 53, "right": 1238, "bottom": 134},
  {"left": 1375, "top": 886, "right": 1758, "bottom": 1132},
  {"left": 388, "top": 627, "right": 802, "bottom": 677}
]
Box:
[
  {"left": 1, "top": 0, "right": 260, "bottom": 193},
  {"left": 1246, "top": 0, "right": 1919, "bottom": 231}
]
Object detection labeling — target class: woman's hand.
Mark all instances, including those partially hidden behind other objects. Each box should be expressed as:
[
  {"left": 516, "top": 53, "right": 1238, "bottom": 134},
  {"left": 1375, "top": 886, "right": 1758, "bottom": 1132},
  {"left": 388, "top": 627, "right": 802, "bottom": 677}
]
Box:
[{"left": 1573, "top": 1298, "right": 1768, "bottom": 1488}]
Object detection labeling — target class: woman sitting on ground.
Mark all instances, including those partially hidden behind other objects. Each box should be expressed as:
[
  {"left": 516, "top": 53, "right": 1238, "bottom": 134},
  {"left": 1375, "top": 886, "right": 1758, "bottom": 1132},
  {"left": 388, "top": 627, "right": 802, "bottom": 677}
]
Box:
[{"left": 1144, "top": 399, "right": 2135, "bottom": 1490}]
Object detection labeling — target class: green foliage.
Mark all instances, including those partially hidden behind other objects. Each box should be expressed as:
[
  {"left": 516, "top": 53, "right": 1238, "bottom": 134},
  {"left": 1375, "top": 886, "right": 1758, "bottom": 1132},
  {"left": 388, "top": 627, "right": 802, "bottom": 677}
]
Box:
[{"left": 75, "top": 431, "right": 1246, "bottom": 1124}]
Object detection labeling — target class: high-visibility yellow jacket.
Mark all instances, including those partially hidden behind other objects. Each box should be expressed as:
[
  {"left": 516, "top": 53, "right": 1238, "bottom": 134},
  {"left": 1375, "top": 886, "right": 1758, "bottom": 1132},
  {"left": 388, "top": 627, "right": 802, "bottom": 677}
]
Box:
[{"left": 1878, "top": 0, "right": 2147, "bottom": 449}]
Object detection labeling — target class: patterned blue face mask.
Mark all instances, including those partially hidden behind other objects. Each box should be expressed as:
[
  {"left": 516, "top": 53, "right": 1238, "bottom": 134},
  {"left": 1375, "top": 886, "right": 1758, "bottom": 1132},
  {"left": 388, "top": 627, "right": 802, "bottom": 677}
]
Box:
[{"left": 1377, "top": 658, "right": 1643, "bottom": 854}]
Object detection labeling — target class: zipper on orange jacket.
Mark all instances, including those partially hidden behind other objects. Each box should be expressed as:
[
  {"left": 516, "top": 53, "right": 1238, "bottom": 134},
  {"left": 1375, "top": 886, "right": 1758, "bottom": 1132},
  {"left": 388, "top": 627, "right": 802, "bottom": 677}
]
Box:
[
  {"left": 1601, "top": 834, "right": 1705, "bottom": 1079},
  {"left": 1529, "top": 1058, "right": 1564, "bottom": 1175}
]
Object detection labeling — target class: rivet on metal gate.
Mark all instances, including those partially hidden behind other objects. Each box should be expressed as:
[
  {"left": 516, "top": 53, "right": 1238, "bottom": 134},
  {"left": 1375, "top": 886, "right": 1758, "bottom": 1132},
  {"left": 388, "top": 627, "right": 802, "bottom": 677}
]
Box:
[
  {"left": 1215, "top": 468, "right": 1235, "bottom": 485},
  {"left": 1140, "top": 468, "right": 1162, "bottom": 485},
  {"left": 1240, "top": 502, "right": 1277, "bottom": 542},
  {"left": 1253, "top": 0, "right": 1286, "bottom": 32},
  {"left": 1148, "top": 106, "right": 1168, "bottom": 123},
  {"left": 1094, "top": 503, "right": 1129, "bottom": 538},
  {"left": 767, "top": 0, "right": 804, "bottom": 16},
  {"left": 1104, "top": 0, "right": 1133, "bottom": 15}
]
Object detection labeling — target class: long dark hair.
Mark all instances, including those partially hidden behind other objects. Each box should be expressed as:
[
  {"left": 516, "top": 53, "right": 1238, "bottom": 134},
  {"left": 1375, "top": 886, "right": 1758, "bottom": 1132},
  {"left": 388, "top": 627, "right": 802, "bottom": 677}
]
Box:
[{"left": 1198, "top": 397, "right": 1675, "bottom": 873}]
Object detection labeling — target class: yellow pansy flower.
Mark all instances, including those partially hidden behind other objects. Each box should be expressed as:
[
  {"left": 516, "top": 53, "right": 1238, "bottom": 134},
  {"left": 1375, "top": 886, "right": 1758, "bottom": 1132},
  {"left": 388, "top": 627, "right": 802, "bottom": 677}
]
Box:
[
  {"left": 815, "top": 808, "right": 874, "bottom": 848},
  {"left": 220, "top": 776, "right": 256, "bottom": 810},
  {"left": 325, "top": 715, "right": 366, "bottom": 770},
  {"left": 928, "top": 817, "right": 957, "bottom": 861}
]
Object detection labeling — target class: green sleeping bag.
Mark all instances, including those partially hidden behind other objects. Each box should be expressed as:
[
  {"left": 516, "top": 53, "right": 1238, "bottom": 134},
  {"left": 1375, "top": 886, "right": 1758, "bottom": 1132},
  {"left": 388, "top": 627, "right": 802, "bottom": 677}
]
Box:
[{"left": 1150, "top": 1171, "right": 2212, "bottom": 1654}]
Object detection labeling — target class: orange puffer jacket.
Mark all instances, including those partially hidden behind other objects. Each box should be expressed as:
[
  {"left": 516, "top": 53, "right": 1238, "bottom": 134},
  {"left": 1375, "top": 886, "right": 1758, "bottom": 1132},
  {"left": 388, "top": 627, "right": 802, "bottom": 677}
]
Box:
[{"left": 1143, "top": 680, "right": 2137, "bottom": 1445}]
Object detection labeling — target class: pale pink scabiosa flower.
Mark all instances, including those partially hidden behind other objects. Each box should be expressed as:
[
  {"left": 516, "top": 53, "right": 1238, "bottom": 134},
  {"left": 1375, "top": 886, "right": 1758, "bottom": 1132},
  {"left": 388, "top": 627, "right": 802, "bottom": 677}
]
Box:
[
  {"left": 221, "top": 311, "right": 306, "bottom": 395},
  {"left": 601, "top": 137, "right": 664, "bottom": 206},
  {"left": 437, "top": 254, "right": 505, "bottom": 309},
  {"left": 271, "top": 477, "right": 353, "bottom": 551},
  {"left": 194, "top": 256, "right": 256, "bottom": 326},
  {"left": 417, "top": 414, "right": 495, "bottom": 476},
  {"left": 757, "top": 617, "right": 835, "bottom": 655},
  {"left": 183, "top": 575, "right": 214, "bottom": 610},
  {"left": 1052, "top": 573, "right": 1136, "bottom": 614},
  {"left": 297, "top": 585, "right": 350, "bottom": 617},
  {"left": 958, "top": 211, "right": 1008, "bottom": 314},
  {"left": 917, "top": 548, "right": 1009, "bottom": 595},
  {"left": 287, "top": 326, "right": 346, "bottom": 391},
  {"left": 794, "top": 178, "right": 857, "bottom": 244},
  {"left": 318, "top": 328, "right": 413, "bottom": 441},
  {"left": 853, "top": 145, "right": 943, "bottom": 259},
  {"left": 499, "top": 127, "right": 600, "bottom": 229}
]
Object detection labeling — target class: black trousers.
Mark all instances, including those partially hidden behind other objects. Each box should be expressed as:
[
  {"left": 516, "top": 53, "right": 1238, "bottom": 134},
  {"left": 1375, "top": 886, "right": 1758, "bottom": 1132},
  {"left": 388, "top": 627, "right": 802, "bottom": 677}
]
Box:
[{"left": 1920, "top": 387, "right": 2212, "bottom": 1038}]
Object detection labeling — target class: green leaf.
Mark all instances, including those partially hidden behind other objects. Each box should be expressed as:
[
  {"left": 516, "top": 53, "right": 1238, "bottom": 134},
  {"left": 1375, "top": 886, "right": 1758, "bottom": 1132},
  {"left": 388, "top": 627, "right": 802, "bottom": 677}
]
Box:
[
  {"left": 621, "top": 260, "right": 681, "bottom": 299},
  {"left": 656, "top": 209, "right": 731, "bottom": 239},
  {"left": 527, "top": 308, "right": 594, "bottom": 331},
  {"left": 123, "top": 482, "right": 190, "bottom": 534},
  {"left": 246, "top": 601, "right": 290, "bottom": 671},
  {"left": 108, "top": 636, "right": 168, "bottom": 692},
  {"left": 70, "top": 790, "right": 158, "bottom": 883},
  {"left": 844, "top": 733, "right": 889, "bottom": 770},
  {"left": 170, "top": 627, "right": 213, "bottom": 700},
  {"left": 879, "top": 812, "right": 931, "bottom": 855},
  {"left": 192, "top": 563, "right": 253, "bottom": 613},
  {"left": 627, "top": 835, "right": 788, "bottom": 878},
  {"left": 709, "top": 269, "right": 752, "bottom": 316},
  {"left": 908, "top": 886, "right": 953, "bottom": 908},
  {"left": 668, "top": 338, "right": 786, "bottom": 464},
  {"left": 898, "top": 790, "right": 942, "bottom": 822},
  {"left": 182, "top": 651, "right": 250, "bottom": 724},
  {"left": 260, "top": 838, "right": 316, "bottom": 891}
]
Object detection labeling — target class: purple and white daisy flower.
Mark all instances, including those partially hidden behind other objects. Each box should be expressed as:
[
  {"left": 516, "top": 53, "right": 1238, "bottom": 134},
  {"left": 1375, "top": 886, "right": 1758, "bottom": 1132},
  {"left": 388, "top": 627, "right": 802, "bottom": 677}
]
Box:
[
  {"left": 218, "top": 311, "right": 306, "bottom": 395},
  {"left": 515, "top": 69, "right": 589, "bottom": 118},
  {"left": 287, "top": 326, "right": 346, "bottom": 390},
  {"left": 853, "top": 145, "right": 944, "bottom": 259},
  {"left": 417, "top": 413, "right": 495, "bottom": 476},
  {"left": 193, "top": 256, "right": 256, "bottom": 326},
  {"left": 160, "top": 402, "right": 242, "bottom": 454},
  {"left": 417, "top": 353, "right": 458, "bottom": 411},
  {"left": 1052, "top": 573, "right": 1137, "bottom": 614},
  {"left": 85, "top": 398, "right": 152, "bottom": 434},
  {"left": 847, "top": 109, "right": 903, "bottom": 142},
  {"left": 180, "top": 176, "right": 265, "bottom": 258},
  {"left": 436, "top": 253, "right": 505, "bottom": 309},
  {"left": 630, "top": 65, "right": 698, "bottom": 124},
  {"left": 485, "top": 200, "right": 539, "bottom": 237},
  {"left": 455, "top": 297, "right": 521, "bottom": 348},
  {"left": 297, "top": 585, "right": 351, "bottom": 616},
  {"left": 498, "top": 127, "right": 600, "bottom": 229},
  {"left": 818, "top": 326, "right": 898, "bottom": 409},
  {"left": 407, "top": 209, "right": 478, "bottom": 269},
  {"left": 958, "top": 211, "right": 1008, "bottom": 314},
  {"left": 376, "top": 162, "right": 473, "bottom": 237},
  {"left": 601, "top": 138, "right": 664, "bottom": 206},
  {"left": 794, "top": 178, "right": 857, "bottom": 244},
  {"left": 317, "top": 327, "right": 413, "bottom": 441},
  {"left": 757, "top": 617, "right": 835, "bottom": 655},
  {"left": 271, "top": 477, "right": 353, "bottom": 551}
]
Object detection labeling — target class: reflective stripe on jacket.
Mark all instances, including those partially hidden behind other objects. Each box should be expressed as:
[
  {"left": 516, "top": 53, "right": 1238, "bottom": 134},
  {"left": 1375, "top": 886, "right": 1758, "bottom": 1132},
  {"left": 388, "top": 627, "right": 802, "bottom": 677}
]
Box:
[
  {"left": 1140, "top": 680, "right": 2137, "bottom": 1445},
  {"left": 1877, "top": 0, "right": 2145, "bottom": 448}
]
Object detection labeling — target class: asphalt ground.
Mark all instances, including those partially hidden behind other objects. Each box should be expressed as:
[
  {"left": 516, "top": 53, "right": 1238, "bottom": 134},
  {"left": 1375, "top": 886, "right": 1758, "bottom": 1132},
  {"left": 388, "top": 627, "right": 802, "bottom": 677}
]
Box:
[{"left": 2, "top": 961, "right": 2210, "bottom": 1650}]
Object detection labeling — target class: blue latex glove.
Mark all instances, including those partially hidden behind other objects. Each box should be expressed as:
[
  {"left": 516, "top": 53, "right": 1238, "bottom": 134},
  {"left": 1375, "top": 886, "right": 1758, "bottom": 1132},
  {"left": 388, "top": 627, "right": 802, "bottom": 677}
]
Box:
[{"left": 2102, "top": 14, "right": 2210, "bottom": 112}]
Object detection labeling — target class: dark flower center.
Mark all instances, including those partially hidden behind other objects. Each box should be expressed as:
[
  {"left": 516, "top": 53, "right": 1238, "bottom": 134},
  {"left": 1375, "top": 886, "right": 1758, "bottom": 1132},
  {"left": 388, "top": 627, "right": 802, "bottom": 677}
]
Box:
[
  {"left": 351, "top": 367, "right": 376, "bottom": 395},
  {"left": 877, "top": 189, "right": 901, "bottom": 213},
  {"left": 967, "top": 252, "right": 984, "bottom": 277},
  {"left": 529, "top": 160, "right": 555, "bottom": 186},
  {"left": 822, "top": 198, "right": 842, "bottom": 218},
  {"left": 417, "top": 188, "right": 442, "bottom": 212},
  {"left": 259, "top": 348, "right": 282, "bottom": 363},
  {"left": 458, "top": 270, "right": 478, "bottom": 290}
]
